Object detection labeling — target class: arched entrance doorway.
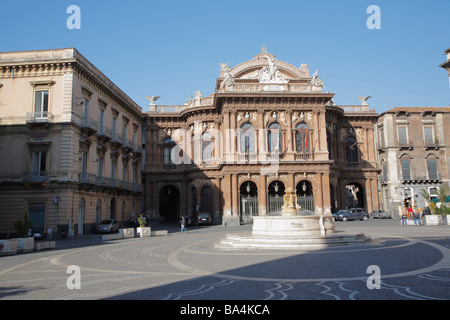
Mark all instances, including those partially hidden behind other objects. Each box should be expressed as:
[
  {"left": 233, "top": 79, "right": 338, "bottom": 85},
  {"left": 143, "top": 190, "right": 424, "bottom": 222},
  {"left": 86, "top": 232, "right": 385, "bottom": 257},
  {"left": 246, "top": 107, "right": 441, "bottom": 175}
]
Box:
[
  {"left": 268, "top": 180, "right": 285, "bottom": 213},
  {"left": 240, "top": 181, "right": 258, "bottom": 224},
  {"left": 345, "top": 183, "right": 364, "bottom": 209},
  {"left": 159, "top": 185, "right": 180, "bottom": 221},
  {"left": 296, "top": 180, "right": 314, "bottom": 212},
  {"left": 110, "top": 198, "right": 116, "bottom": 220},
  {"left": 201, "top": 186, "right": 214, "bottom": 216}
]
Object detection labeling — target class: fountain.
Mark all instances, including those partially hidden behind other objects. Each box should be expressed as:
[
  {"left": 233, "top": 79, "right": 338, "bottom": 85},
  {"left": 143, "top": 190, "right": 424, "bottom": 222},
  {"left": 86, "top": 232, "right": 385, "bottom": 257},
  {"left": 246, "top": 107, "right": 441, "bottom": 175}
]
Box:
[
  {"left": 217, "top": 187, "right": 370, "bottom": 249},
  {"left": 252, "top": 187, "right": 335, "bottom": 237}
]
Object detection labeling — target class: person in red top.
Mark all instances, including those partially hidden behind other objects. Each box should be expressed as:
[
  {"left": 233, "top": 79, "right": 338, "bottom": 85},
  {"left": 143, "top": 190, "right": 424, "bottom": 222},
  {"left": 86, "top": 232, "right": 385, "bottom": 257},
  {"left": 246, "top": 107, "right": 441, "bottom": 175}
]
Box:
[{"left": 408, "top": 206, "right": 413, "bottom": 218}]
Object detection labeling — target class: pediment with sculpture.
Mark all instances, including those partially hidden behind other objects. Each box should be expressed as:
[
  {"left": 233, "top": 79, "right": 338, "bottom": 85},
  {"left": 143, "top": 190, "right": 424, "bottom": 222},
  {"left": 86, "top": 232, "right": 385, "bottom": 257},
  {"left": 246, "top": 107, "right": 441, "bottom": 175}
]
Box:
[{"left": 216, "top": 46, "right": 325, "bottom": 93}]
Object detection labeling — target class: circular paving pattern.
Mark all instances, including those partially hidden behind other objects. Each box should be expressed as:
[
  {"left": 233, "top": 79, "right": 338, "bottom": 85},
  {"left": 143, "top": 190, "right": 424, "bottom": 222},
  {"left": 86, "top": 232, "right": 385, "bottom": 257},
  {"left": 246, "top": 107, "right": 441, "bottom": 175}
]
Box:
[{"left": 0, "top": 221, "right": 449, "bottom": 300}]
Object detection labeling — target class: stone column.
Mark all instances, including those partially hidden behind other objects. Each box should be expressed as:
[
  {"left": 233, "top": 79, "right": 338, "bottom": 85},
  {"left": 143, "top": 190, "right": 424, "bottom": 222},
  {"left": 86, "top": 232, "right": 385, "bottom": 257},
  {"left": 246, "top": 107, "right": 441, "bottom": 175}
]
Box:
[
  {"left": 321, "top": 173, "right": 331, "bottom": 215},
  {"left": 286, "top": 111, "right": 293, "bottom": 153},
  {"left": 232, "top": 174, "right": 239, "bottom": 216},
  {"left": 259, "top": 174, "right": 267, "bottom": 215},
  {"left": 223, "top": 174, "right": 232, "bottom": 216},
  {"left": 315, "top": 173, "right": 323, "bottom": 215}
]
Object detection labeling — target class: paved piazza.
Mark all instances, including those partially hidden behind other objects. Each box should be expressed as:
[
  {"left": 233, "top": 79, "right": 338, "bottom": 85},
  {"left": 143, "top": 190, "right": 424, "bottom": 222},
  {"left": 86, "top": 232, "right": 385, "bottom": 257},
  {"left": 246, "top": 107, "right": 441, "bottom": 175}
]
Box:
[{"left": 0, "top": 219, "right": 449, "bottom": 301}]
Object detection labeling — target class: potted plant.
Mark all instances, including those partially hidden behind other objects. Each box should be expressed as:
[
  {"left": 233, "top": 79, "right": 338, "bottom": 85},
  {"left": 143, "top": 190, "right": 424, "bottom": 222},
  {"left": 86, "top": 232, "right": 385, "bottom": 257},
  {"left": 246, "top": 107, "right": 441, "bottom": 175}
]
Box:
[
  {"left": 136, "top": 214, "right": 151, "bottom": 238},
  {"left": 13, "top": 215, "right": 34, "bottom": 252},
  {"left": 425, "top": 187, "right": 449, "bottom": 226}
]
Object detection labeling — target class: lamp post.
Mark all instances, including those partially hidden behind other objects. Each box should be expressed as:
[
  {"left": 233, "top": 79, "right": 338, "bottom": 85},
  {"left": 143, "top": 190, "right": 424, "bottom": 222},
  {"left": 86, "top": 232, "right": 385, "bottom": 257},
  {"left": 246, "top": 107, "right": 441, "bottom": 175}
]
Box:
[{"left": 53, "top": 196, "right": 60, "bottom": 240}]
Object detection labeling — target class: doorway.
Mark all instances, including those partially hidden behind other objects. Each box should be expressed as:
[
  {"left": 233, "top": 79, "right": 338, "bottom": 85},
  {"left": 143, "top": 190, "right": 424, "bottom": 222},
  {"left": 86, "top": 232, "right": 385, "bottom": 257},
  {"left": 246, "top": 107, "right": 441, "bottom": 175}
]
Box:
[{"left": 159, "top": 185, "right": 180, "bottom": 221}]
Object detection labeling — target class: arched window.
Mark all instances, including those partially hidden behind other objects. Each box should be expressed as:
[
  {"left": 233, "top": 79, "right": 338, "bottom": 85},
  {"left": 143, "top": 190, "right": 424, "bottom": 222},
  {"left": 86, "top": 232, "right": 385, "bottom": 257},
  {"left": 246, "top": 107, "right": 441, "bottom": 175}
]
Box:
[
  {"left": 96, "top": 199, "right": 102, "bottom": 224},
  {"left": 268, "top": 122, "right": 282, "bottom": 153},
  {"left": 345, "top": 136, "right": 358, "bottom": 163},
  {"left": 426, "top": 155, "right": 438, "bottom": 180},
  {"left": 202, "top": 131, "right": 213, "bottom": 162},
  {"left": 240, "top": 122, "right": 255, "bottom": 153},
  {"left": 163, "top": 138, "right": 176, "bottom": 164},
  {"left": 295, "top": 122, "right": 309, "bottom": 153},
  {"left": 400, "top": 155, "right": 411, "bottom": 180}
]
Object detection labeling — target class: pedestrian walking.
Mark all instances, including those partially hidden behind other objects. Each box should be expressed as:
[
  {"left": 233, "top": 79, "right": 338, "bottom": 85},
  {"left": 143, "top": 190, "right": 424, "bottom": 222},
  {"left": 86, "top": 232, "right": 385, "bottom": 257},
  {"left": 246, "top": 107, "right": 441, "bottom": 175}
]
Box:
[
  {"left": 180, "top": 216, "right": 188, "bottom": 232},
  {"left": 413, "top": 210, "right": 421, "bottom": 225},
  {"left": 401, "top": 212, "right": 408, "bottom": 225}
]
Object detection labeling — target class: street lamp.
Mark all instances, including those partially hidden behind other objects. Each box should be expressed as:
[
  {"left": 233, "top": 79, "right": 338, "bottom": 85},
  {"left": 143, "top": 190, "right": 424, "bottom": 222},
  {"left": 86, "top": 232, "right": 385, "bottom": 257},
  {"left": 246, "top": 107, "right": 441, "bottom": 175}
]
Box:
[{"left": 53, "top": 196, "right": 60, "bottom": 240}]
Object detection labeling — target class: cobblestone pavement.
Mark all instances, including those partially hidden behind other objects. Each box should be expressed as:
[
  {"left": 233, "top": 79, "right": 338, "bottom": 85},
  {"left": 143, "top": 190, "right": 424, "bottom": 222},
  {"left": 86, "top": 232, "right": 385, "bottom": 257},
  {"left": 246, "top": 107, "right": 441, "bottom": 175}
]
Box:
[{"left": 0, "top": 219, "right": 449, "bottom": 301}]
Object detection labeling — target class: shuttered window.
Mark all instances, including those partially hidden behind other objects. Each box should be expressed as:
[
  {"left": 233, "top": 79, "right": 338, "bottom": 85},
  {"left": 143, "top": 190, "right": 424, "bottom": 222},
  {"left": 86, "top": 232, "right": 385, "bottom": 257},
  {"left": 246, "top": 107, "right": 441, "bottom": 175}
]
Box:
[
  {"left": 398, "top": 127, "right": 408, "bottom": 145},
  {"left": 427, "top": 159, "right": 438, "bottom": 180},
  {"left": 401, "top": 159, "right": 411, "bottom": 180}
]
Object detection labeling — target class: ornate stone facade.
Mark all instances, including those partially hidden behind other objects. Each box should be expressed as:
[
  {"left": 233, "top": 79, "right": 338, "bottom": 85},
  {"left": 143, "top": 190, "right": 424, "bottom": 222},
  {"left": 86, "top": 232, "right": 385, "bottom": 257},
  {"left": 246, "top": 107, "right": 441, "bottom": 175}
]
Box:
[
  {"left": 143, "top": 49, "right": 379, "bottom": 224},
  {"left": 0, "top": 49, "right": 143, "bottom": 238}
]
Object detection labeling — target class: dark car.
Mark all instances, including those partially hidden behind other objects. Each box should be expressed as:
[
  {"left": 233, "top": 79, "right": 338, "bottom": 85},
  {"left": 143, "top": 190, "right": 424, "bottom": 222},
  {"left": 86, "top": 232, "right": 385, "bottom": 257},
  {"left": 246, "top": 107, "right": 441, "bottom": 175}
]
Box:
[
  {"left": 96, "top": 219, "right": 120, "bottom": 233},
  {"left": 333, "top": 210, "right": 349, "bottom": 221},
  {"left": 370, "top": 210, "right": 392, "bottom": 219},
  {"left": 336, "top": 208, "right": 369, "bottom": 221},
  {"left": 196, "top": 213, "right": 213, "bottom": 226}
]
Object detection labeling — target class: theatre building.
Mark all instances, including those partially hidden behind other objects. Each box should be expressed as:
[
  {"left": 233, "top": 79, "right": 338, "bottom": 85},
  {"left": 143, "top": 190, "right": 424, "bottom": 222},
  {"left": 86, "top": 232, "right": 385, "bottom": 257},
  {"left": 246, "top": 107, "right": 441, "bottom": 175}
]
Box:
[{"left": 143, "top": 48, "right": 379, "bottom": 225}]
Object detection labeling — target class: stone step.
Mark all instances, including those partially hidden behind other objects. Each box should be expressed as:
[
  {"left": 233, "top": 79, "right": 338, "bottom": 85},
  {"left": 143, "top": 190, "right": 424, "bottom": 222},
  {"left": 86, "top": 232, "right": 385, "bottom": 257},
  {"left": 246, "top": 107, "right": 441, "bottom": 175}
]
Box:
[{"left": 216, "top": 233, "right": 371, "bottom": 250}]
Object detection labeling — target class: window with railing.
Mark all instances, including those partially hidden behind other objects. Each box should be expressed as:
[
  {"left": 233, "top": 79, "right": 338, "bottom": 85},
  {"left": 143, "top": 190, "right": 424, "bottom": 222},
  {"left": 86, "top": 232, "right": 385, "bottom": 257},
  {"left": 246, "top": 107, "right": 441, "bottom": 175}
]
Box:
[
  {"left": 34, "top": 90, "right": 49, "bottom": 118},
  {"left": 345, "top": 136, "right": 358, "bottom": 163},
  {"left": 202, "top": 131, "right": 213, "bottom": 163},
  {"left": 112, "top": 117, "right": 117, "bottom": 140},
  {"left": 423, "top": 126, "right": 434, "bottom": 145},
  {"left": 31, "top": 150, "right": 47, "bottom": 178},
  {"left": 268, "top": 122, "right": 282, "bottom": 154},
  {"left": 99, "top": 108, "right": 105, "bottom": 134},
  {"left": 401, "top": 158, "right": 411, "bottom": 180},
  {"left": 164, "top": 138, "right": 176, "bottom": 164},
  {"left": 82, "top": 98, "right": 90, "bottom": 126},
  {"left": 240, "top": 122, "right": 255, "bottom": 153},
  {"left": 397, "top": 126, "right": 408, "bottom": 145},
  {"left": 427, "top": 158, "right": 438, "bottom": 180}
]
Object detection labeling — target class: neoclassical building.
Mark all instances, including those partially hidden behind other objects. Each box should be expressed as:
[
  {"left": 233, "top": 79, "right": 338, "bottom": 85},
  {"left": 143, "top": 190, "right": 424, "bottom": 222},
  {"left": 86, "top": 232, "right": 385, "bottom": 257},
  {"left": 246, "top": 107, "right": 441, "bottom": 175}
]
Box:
[
  {"left": 143, "top": 48, "right": 379, "bottom": 225},
  {"left": 0, "top": 48, "right": 144, "bottom": 238}
]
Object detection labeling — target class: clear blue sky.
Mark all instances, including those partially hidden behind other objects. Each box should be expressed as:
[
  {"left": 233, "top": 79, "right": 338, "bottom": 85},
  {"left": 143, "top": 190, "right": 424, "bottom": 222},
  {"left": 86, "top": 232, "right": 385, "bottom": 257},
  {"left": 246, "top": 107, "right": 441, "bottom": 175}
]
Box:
[{"left": 1, "top": 0, "right": 449, "bottom": 113}]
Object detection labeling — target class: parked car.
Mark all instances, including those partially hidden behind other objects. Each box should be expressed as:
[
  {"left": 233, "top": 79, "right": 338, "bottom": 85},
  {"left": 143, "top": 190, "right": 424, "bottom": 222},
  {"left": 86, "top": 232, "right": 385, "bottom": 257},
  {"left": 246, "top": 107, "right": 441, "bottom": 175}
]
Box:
[
  {"left": 333, "top": 210, "right": 349, "bottom": 221},
  {"left": 336, "top": 208, "right": 369, "bottom": 221},
  {"left": 370, "top": 210, "right": 392, "bottom": 219},
  {"left": 196, "top": 213, "right": 213, "bottom": 226},
  {"left": 96, "top": 219, "right": 120, "bottom": 233}
]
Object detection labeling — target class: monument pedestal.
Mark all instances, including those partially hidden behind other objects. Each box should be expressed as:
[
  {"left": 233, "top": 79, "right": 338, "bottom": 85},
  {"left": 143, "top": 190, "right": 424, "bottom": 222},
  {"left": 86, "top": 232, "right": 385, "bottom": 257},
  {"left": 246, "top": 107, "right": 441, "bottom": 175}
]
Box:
[{"left": 253, "top": 216, "right": 323, "bottom": 237}]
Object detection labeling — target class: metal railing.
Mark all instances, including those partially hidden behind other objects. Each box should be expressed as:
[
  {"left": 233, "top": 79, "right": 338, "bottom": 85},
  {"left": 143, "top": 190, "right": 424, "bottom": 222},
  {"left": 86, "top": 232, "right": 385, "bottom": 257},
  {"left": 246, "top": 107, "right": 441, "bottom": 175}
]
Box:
[{"left": 26, "top": 112, "right": 54, "bottom": 123}]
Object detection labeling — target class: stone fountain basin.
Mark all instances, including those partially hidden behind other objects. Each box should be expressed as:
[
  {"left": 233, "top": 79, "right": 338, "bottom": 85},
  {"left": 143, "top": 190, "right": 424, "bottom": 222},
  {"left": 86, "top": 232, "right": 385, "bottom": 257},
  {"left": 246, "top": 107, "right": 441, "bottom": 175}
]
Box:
[{"left": 252, "top": 215, "right": 335, "bottom": 237}]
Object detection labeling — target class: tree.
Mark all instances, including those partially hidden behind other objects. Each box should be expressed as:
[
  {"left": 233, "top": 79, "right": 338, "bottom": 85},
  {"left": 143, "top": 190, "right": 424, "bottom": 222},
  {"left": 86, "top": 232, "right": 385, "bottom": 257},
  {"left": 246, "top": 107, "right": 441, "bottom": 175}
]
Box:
[{"left": 14, "top": 215, "right": 33, "bottom": 237}]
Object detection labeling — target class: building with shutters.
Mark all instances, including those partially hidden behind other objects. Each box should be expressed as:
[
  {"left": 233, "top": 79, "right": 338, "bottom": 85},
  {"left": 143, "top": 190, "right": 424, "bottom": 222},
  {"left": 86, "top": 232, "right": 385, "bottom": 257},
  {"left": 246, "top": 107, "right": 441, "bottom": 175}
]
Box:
[
  {"left": 0, "top": 48, "right": 144, "bottom": 238},
  {"left": 376, "top": 107, "right": 450, "bottom": 216}
]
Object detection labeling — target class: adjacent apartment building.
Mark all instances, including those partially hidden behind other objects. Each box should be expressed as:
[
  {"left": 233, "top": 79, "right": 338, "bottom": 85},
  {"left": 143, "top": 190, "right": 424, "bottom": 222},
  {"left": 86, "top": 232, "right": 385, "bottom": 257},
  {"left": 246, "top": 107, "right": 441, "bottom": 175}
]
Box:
[
  {"left": 376, "top": 107, "right": 450, "bottom": 215},
  {"left": 439, "top": 47, "right": 450, "bottom": 86},
  {"left": 0, "top": 48, "right": 144, "bottom": 238}
]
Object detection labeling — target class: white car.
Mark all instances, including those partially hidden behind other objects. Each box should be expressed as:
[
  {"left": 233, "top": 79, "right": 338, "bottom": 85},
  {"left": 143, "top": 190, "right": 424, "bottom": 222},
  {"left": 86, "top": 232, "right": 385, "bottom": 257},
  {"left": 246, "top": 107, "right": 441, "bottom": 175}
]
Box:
[{"left": 96, "top": 219, "right": 120, "bottom": 233}]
